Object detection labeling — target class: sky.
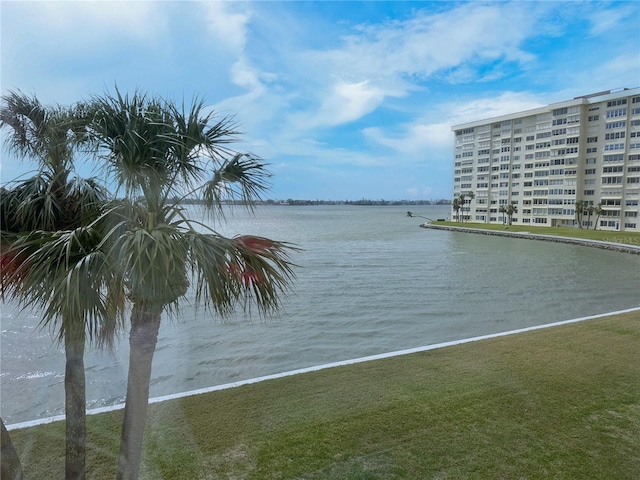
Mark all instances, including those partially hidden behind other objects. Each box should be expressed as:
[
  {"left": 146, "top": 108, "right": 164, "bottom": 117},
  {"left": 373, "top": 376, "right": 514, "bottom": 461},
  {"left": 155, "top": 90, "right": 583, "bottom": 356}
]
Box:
[{"left": 1, "top": 1, "right": 639, "bottom": 201}]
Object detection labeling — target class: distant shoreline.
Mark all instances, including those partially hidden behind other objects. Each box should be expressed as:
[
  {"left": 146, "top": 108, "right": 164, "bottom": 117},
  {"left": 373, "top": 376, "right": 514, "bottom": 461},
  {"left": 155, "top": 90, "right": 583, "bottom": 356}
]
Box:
[{"left": 178, "top": 199, "right": 452, "bottom": 206}]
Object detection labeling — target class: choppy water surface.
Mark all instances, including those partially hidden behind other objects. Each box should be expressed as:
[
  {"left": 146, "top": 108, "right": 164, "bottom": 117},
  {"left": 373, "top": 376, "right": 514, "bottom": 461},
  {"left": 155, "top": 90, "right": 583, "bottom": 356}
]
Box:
[{"left": 2, "top": 205, "right": 639, "bottom": 424}]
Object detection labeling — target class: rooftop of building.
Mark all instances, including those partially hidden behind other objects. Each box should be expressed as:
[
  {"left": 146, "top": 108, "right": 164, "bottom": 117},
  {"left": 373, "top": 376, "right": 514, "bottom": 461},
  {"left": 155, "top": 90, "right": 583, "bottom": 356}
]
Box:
[{"left": 451, "top": 87, "right": 640, "bottom": 131}]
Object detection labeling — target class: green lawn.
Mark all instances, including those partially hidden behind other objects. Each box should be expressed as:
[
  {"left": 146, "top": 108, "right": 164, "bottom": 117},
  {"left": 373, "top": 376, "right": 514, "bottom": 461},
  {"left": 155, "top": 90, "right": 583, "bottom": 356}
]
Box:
[
  {"left": 433, "top": 220, "right": 640, "bottom": 246},
  {"left": 9, "top": 310, "right": 640, "bottom": 479}
]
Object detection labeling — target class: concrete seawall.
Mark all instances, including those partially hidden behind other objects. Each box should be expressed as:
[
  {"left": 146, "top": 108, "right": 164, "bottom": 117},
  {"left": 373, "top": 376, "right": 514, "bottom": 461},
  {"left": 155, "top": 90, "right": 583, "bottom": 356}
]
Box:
[{"left": 421, "top": 224, "right": 640, "bottom": 255}]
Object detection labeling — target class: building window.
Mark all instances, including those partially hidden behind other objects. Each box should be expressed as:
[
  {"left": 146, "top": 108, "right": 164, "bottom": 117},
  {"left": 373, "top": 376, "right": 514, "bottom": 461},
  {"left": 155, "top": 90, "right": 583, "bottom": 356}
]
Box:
[
  {"left": 605, "top": 132, "right": 626, "bottom": 140},
  {"left": 604, "top": 143, "right": 625, "bottom": 151},
  {"left": 606, "top": 108, "right": 627, "bottom": 118},
  {"left": 605, "top": 120, "right": 626, "bottom": 129},
  {"left": 602, "top": 177, "right": 623, "bottom": 184}
]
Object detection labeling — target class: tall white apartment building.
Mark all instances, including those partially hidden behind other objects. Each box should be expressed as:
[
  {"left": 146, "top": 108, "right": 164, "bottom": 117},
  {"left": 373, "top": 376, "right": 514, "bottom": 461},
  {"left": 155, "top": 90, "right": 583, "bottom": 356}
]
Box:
[{"left": 451, "top": 87, "right": 640, "bottom": 232}]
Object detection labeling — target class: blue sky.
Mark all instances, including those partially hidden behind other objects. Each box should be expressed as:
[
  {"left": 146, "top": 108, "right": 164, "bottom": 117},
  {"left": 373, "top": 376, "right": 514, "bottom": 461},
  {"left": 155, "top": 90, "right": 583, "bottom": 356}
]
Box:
[{"left": 1, "top": 1, "right": 639, "bottom": 201}]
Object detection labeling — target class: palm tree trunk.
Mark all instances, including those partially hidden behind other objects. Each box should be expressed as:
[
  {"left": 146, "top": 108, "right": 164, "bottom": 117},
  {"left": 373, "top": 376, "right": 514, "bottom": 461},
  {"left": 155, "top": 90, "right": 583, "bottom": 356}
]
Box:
[
  {"left": 65, "top": 327, "right": 86, "bottom": 480},
  {"left": 1, "top": 417, "right": 23, "bottom": 480},
  {"left": 117, "top": 303, "right": 162, "bottom": 480}
]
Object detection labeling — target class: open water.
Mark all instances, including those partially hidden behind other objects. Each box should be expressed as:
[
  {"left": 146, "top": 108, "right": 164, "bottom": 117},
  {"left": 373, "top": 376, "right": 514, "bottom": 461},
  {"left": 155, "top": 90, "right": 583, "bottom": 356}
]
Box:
[{"left": 2, "top": 205, "right": 640, "bottom": 425}]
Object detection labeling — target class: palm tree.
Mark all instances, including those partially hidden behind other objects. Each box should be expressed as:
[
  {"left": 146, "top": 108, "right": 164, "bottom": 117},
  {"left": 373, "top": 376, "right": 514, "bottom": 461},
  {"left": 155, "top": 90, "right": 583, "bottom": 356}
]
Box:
[
  {"left": 466, "top": 191, "right": 475, "bottom": 222},
  {"left": 88, "top": 90, "right": 297, "bottom": 480},
  {"left": 574, "top": 200, "right": 585, "bottom": 229},
  {"left": 1, "top": 417, "right": 23, "bottom": 479},
  {"left": 505, "top": 201, "right": 517, "bottom": 226},
  {"left": 458, "top": 194, "right": 467, "bottom": 222},
  {"left": 0, "top": 91, "right": 121, "bottom": 480},
  {"left": 593, "top": 201, "right": 604, "bottom": 231},
  {"left": 499, "top": 204, "right": 507, "bottom": 225},
  {"left": 452, "top": 196, "right": 461, "bottom": 222},
  {"left": 585, "top": 203, "right": 595, "bottom": 229}
]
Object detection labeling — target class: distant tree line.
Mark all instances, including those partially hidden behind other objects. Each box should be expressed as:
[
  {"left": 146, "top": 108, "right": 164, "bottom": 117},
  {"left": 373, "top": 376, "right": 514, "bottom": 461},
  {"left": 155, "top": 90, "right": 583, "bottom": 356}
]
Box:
[{"left": 177, "top": 198, "right": 452, "bottom": 206}]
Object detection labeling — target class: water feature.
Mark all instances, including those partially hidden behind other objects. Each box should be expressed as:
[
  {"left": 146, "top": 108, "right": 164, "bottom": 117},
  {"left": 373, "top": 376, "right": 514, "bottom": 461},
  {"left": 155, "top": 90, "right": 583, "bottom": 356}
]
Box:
[{"left": 2, "top": 205, "right": 639, "bottom": 425}]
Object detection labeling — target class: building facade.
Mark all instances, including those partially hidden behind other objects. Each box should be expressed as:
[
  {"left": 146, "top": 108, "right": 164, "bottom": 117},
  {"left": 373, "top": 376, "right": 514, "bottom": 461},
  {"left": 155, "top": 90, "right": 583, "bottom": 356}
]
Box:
[{"left": 451, "top": 88, "right": 640, "bottom": 232}]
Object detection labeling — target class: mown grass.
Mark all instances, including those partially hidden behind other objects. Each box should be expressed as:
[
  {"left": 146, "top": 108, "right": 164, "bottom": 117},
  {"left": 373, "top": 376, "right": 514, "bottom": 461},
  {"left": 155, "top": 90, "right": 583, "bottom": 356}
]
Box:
[
  {"left": 9, "top": 310, "right": 640, "bottom": 479},
  {"left": 432, "top": 220, "right": 640, "bottom": 247}
]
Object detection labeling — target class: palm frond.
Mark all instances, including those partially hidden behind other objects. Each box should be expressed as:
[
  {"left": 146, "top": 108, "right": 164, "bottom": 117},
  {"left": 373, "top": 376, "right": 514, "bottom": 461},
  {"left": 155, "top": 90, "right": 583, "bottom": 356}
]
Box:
[
  {"left": 1, "top": 90, "right": 80, "bottom": 174},
  {"left": 2, "top": 225, "right": 126, "bottom": 346},
  {"left": 1, "top": 90, "right": 48, "bottom": 159},
  {"left": 86, "top": 88, "right": 297, "bottom": 326},
  {"left": 185, "top": 230, "right": 297, "bottom": 318},
  {"left": 108, "top": 223, "right": 190, "bottom": 308},
  {"left": 203, "top": 154, "right": 271, "bottom": 215}
]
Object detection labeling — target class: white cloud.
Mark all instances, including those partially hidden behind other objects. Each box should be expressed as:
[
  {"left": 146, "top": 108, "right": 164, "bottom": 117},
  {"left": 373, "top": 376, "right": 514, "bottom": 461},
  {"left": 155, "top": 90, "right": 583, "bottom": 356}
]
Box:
[
  {"left": 587, "top": 4, "right": 636, "bottom": 36},
  {"left": 448, "top": 92, "right": 546, "bottom": 126},
  {"left": 230, "top": 59, "right": 265, "bottom": 92},
  {"left": 3, "top": 1, "right": 164, "bottom": 44},
  {"left": 577, "top": 53, "right": 640, "bottom": 92},
  {"left": 281, "top": 2, "right": 548, "bottom": 131},
  {"left": 1, "top": 1, "right": 169, "bottom": 102},
  {"left": 199, "top": 1, "right": 568, "bottom": 169},
  {"left": 310, "top": 80, "right": 389, "bottom": 127},
  {"left": 202, "top": 1, "right": 252, "bottom": 54},
  {"left": 362, "top": 91, "right": 546, "bottom": 162},
  {"left": 313, "top": 2, "right": 541, "bottom": 88},
  {"left": 363, "top": 122, "right": 451, "bottom": 157}
]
